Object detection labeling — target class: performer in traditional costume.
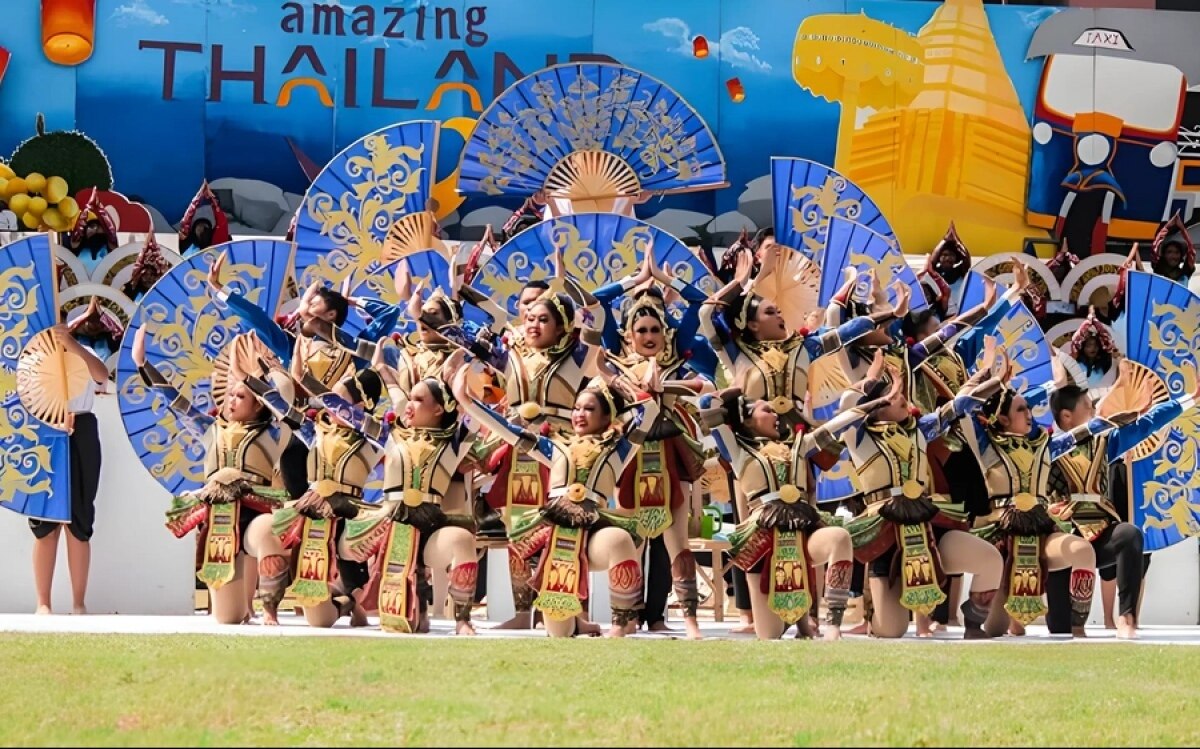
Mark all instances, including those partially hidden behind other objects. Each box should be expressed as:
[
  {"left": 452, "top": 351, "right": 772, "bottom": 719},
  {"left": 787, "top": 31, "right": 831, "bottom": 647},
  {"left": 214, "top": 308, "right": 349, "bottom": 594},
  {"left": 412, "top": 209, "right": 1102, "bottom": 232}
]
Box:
[
  {"left": 206, "top": 252, "right": 393, "bottom": 502},
  {"left": 964, "top": 364, "right": 1193, "bottom": 637},
  {"left": 700, "top": 252, "right": 907, "bottom": 428},
  {"left": 245, "top": 368, "right": 384, "bottom": 629},
  {"left": 131, "top": 328, "right": 293, "bottom": 625},
  {"left": 700, "top": 371, "right": 897, "bottom": 641},
  {"left": 924, "top": 223, "right": 971, "bottom": 316},
  {"left": 837, "top": 342, "right": 1007, "bottom": 639},
  {"left": 465, "top": 278, "right": 607, "bottom": 630},
  {"left": 593, "top": 252, "right": 715, "bottom": 638},
  {"left": 1046, "top": 366, "right": 1200, "bottom": 639},
  {"left": 453, "top": 353, "right": 660, "bottom": 637}
]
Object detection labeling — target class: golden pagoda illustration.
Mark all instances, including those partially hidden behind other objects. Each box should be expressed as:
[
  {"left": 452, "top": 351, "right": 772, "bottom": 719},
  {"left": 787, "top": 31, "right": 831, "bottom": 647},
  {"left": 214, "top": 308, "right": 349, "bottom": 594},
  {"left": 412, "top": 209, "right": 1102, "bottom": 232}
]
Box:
[{"left": 794, "top": 0, "right": 1033, "bottom": 256}]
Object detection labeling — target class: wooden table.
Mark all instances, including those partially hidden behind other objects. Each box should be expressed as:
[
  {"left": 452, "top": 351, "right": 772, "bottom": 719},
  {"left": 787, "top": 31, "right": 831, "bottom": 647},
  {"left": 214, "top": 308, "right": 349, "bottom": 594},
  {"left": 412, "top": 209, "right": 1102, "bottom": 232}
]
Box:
[{"left": 687, "top": 537, "right": 732, "bottom": 622}]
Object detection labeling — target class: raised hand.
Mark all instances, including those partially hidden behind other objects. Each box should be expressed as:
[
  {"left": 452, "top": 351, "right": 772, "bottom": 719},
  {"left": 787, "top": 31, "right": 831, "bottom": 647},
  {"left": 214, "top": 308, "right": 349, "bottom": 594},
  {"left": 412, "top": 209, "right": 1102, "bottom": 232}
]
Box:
[
  {"left": 890, "top": 280, "right": 911, "bottom": 320},
  {"left": 131, "top": 326, "right": 148, "bottom": 368},
  {"left": 979, "top": 335, "right": 999, "bottom": 375},
  {"left": 206, "top": 250, "right": 228, "bottom": 294},
  {"left": 982, "top": 276, "right": 998, "bottom": 310},
  {"left": 866, "top": 348, "right": 886, "bottom": 381},
  {"left": 1010, "top": 258, "right": 1031, "bottom": 296}
]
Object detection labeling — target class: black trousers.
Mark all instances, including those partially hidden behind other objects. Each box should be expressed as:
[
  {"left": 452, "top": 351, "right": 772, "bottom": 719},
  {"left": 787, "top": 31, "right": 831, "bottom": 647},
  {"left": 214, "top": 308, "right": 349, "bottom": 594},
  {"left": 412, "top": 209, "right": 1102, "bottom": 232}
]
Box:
[
  {"left": 1045, "top": 523, "right": 1148, "bottom": 633},
  {"left": 640, "top": 535, "right": 672, "bottom": 625},
  {"left": 30, "top": 413, "right": 101, "bottom": 542}
]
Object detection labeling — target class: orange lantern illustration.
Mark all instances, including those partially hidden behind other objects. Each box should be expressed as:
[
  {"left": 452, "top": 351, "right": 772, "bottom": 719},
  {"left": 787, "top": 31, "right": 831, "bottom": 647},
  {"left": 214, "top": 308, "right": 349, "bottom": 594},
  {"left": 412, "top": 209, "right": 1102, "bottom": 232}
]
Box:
[
  {"left": 726, "top": 77, "right": 745, "bottom": 103},
  {"left": 42, "top": 0, "right": 96, "bottom": 66},
  {"left": 692, "top": 36, "right": 710, "bottom": 59}
]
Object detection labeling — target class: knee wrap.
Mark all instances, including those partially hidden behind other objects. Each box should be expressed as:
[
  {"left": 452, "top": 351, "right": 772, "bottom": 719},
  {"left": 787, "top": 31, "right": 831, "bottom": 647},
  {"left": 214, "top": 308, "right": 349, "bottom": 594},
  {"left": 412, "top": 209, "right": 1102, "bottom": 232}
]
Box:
[
  {"left": 255, "top": 554, "right": 291, "bottom": 612},
  {"left": 671, "top": 550, "right": 699, "bottom": 618},
  {"left": 1069, "top": 569, "right": 1096, "bottom": 628},
  {"left": 825, "top": 560, "right": 853, "bottom": 626},
  {"left": 608, "top": 559, "right": 644, "bottom": 615},
  {"left": 448, "top": 562, "right": 479, "bottom": 607}
]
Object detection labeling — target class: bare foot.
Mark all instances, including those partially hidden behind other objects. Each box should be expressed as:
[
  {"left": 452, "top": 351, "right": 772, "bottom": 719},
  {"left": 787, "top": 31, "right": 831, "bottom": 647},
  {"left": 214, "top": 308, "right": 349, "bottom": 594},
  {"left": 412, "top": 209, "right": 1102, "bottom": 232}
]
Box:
[
  {"left": 682, "top": 618, "right": 704, "bottom": 641},
  {"left": 846, "top": 620, "right": 870, "bottom": 636},
  {"left": 1072, "top": 625, "right": 1088, "bottom": 639},
  {"left": 604, "top": 624, "right": 628, "bottom": 638},
  {"left": 1008, "top": 620, "right": 1026, "bottom": 636},
  {"left": 575, "top": 616, "right": 603, "bottom": 637},
  {"left": 35, "top": 604, "right": 52, "bottom": 615},
  {"left": 492, "top": 610, "right": 534, "bottom": 630},
  {"left": 623, "top": 621, "right": 639, "bottom": 636},
  {"left": 71, "top": 605, "right": 87, "bottom": 616},
  {"left": 261, "top": 609, "right": 280, "bottom": 626},
  {"left": 456, "top": 620, "right": 477, "bottom": 636},
  {"left": 963, "top": 625, "right": 993, "bottom": 640},
  {"left": 945, "top": 617, "right": 961, "bottom": 627},
  {"left": 1116, "top": 614, "right": 1137, "bottom": 640},
  {"left": 417, "top": 612, "right": 431, "bottom": 634},
  {"left": 915, "top": 616, "right": 934, "bottom": 638},
  {"left": 823, "top": 626, "right": 842, "bottom": 642},
  {"left": 647, "top": 621, "right": 677, "bottom": 634},
  {"left": 350, "top": 603, "right": 369, "bottom": 628},
  {"left": 1104, "top": 619, "right": 1118, "bottom": 630},
  {"left": 729, "top": 623, "right": 756, "bottom": 634},
  {"left": 794, "top": 616, "right": 818, "bottom": 639}
]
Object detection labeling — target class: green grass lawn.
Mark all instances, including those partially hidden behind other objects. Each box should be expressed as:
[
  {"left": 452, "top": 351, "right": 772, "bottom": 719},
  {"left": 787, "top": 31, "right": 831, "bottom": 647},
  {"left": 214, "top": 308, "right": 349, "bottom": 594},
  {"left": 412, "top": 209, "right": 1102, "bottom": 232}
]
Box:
[{"left": 2, "top": 634, "right": 1198, "bottom": 746}]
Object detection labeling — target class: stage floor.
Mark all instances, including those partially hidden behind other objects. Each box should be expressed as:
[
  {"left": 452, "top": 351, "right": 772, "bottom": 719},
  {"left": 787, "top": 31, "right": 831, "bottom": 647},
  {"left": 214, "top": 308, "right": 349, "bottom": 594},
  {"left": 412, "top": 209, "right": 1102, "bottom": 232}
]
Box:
[{"left": 3, "top": 612, "right": 1200, "bottom": 643}]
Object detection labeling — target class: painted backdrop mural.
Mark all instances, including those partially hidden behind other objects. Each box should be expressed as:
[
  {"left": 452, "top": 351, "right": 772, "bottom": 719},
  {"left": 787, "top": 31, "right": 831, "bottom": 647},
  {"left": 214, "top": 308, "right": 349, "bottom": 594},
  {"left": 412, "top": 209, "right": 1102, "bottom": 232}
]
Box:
[{"left": 1, "top": 0, "right": 1197, "bottom": 254}]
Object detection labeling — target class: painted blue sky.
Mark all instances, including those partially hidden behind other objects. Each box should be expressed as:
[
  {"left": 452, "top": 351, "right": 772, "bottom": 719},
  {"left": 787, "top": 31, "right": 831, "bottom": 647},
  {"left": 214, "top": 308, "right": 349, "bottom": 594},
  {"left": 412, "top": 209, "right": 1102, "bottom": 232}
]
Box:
[{"left": 0, "top": 0, "right": 1060, "bottom": 220}]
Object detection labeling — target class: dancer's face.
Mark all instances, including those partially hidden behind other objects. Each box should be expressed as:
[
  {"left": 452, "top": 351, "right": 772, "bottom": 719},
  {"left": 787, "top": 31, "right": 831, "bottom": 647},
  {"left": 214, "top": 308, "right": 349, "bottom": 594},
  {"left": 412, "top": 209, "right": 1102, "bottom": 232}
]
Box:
[
  {"left": 571, "top": 391, "right": 610, "bottom": 436},
  {"left": 997, "top": 394, "right": 1033, "bottom": 435},
  {"left": 1082, "top": 338, "right": 1100, "bottom": 359},
  {"left": 629, "top": 312, "right": 666, "bottom": 358},
  {"left": 403, "top": 381, "right": 446, "bottom": 429},
  {"left": 225, "top": 382, "right": 262, "bottom": 422},
  {"left": 523, "top": 302, "right": 563, "bottom": 350},
  {"left": 747, "top": 298, "right": 787, "bottom": 341},
  {"left": 418, "top": 300, "right": 450, "bottom": 344},
  {"left": 746, "top": 400, "right": 780, "bottom": 439}
]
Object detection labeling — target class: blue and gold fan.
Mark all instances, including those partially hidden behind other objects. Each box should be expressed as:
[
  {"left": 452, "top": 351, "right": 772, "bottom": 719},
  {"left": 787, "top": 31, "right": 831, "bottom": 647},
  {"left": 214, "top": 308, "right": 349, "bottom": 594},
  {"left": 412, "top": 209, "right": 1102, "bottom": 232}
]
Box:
[
  {"left": 469, "top": 213, "right": 716, "bottom": 318},
  {"left": 1121, "top": 271, "right": 1200, "bottom": 552},
  {"left": 457, "top": 63, "right": 726, "bottom": 207},
  {"left": 817, "top": 217, "right": 926, "bottom": 313},
  {"left": 117, "top": 240, "right": 295, "bottom": 496},
  {"left": 955, "top": 271, "right": 1054, "bottom": 428},
  {"left": 0, "top": 234, "right": 73, "bottom": 522},
  {"left": 294, "top": 121, "right": 439, "bottom": 289},
  {"left": 772, "top": 157, "right": 895, "bottom": 263}
]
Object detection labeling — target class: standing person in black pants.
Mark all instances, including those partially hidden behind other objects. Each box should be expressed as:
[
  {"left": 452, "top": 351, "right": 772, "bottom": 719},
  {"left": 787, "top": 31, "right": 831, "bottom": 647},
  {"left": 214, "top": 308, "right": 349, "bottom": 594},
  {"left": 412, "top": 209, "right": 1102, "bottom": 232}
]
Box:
[
  {"left": 638, "top": 535, "right": 674, "bottom": 632},
  {"left": 29, "top": 323, "right": 109, "bottom": 615},
  {"left": 1044, "top": 380, "right": 1195, "bottom": 638}
]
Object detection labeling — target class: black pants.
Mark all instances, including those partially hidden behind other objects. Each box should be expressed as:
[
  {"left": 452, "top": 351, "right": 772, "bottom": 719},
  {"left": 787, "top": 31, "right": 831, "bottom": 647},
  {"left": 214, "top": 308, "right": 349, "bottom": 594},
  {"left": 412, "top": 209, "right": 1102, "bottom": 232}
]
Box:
[
  {"left": 280, "top": 436, "right": 310, "bottom": 500},
  {"left": 1045, "top": 523, "right": 1148, "bottom": 633},
  {"left": 639, "top": 535, "right": 672, "bottom": 625},
  {"left": 30, "top": 413, "right": 101, "bottom": 542}
]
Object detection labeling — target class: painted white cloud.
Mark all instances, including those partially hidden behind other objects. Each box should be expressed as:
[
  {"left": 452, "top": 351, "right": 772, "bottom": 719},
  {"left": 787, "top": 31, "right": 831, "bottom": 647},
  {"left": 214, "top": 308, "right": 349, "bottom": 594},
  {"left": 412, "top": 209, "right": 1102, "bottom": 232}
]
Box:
[
  {"left": 171, "top": 0, "right": 257, "bottom": 14},
  {"left": 643, "top": 17, "right": 773, "bottom": 73},
  {"left": 112, "top": 0, "right": 168, "bottom": 27}
]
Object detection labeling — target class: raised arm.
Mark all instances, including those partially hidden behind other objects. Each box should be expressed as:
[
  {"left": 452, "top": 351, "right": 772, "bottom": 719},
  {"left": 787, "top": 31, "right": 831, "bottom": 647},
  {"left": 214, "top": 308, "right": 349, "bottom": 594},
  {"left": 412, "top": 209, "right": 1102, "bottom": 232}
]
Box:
[
  {"left": 206, "top": 251, "right": 293, "bottom": 364},
  {"left": 131, "top": 327, "right": 213, "bottom": 438},
  {"left": 451, "top": 358, "right": 553, "bottom": 467}
]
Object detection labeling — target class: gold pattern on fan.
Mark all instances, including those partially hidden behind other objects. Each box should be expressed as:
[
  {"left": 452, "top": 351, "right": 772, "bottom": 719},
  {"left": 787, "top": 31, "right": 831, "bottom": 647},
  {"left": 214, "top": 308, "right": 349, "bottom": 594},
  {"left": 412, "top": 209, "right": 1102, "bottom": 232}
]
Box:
[
  {"left": 1097, "top": 360, "right": 1171, "bottom": 460},
  {"left": 544, "top": 150, "right": 641, "bottom": 206},
  {"left": 767, "top": 246, "right": 822, "bottom": 332},
  {"left": 382, "top": 211, "right": 447, "bottom": 264},
  {"left": 16, "top": 330, "right": 91, "bottom": 431}
]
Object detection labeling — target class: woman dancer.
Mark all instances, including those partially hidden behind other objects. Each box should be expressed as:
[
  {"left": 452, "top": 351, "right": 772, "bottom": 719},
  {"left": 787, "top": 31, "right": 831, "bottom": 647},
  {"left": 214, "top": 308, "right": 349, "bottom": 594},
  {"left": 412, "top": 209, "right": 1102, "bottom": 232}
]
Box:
[
  {"left": 453, "top": 351, "right": 660, "bottom": 638},
  {"left": 132, "top": 329, "right": 292, "bottom": 625},
  {"left": 838, "top": 341, "right": 1007, "bottom": 639},
  {"left": 700, "top": 360, "right": 900, "bottom": 641},
  {"left": 965, "top": 364, "right": 1193, "bottom": 637}
]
